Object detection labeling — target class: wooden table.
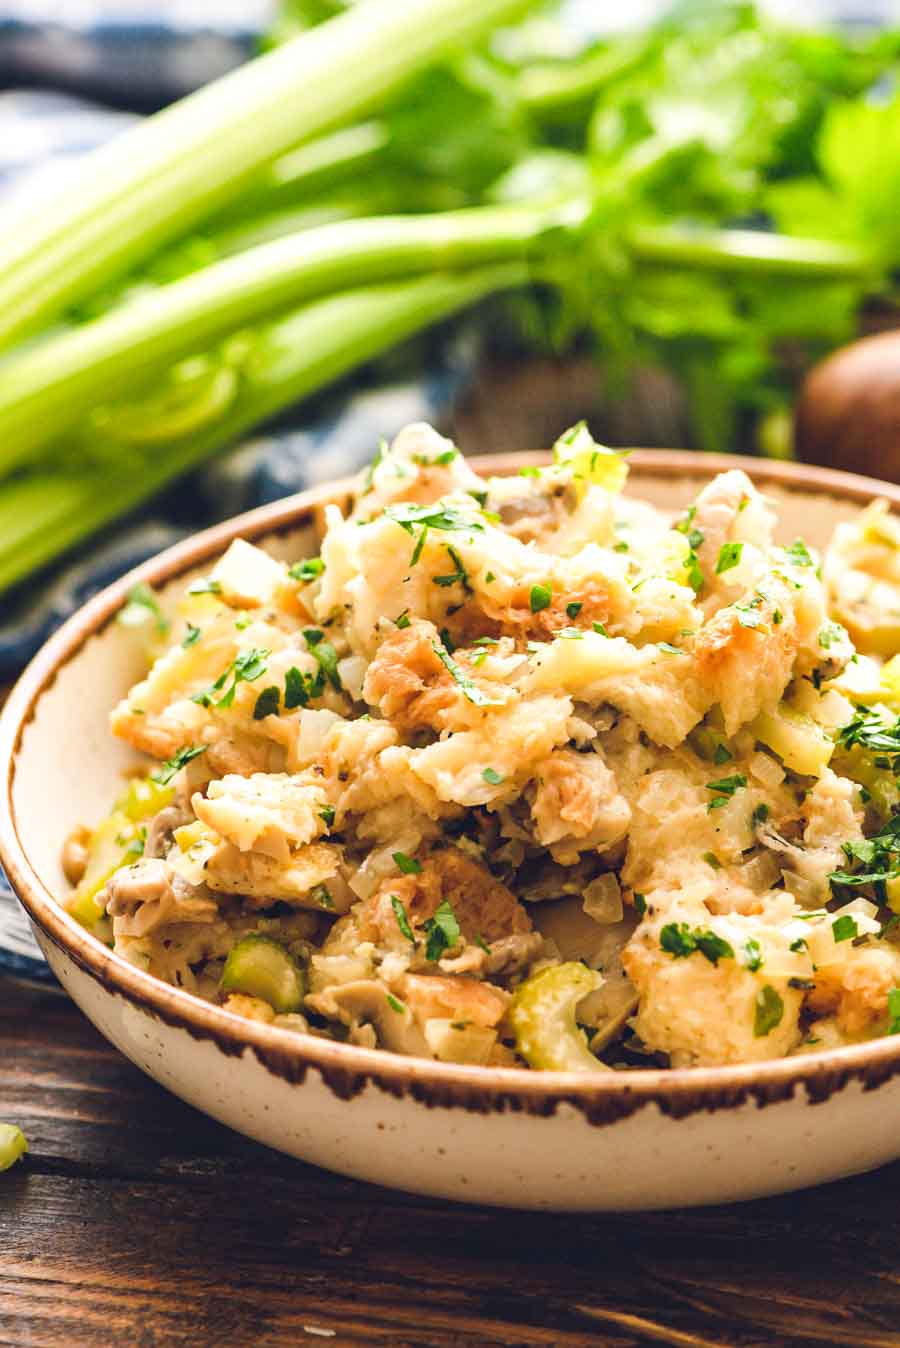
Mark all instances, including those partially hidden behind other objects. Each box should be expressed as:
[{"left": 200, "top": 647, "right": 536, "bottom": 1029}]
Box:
[{"left": 3, "top": 976, "right": 900, "bottom": 1348}]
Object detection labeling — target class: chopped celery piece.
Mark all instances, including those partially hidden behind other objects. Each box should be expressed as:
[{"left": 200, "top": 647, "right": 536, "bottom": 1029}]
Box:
[
  {"left": 0, "top": 1124, "right": 28, "bottom": 1172},
  {"left": 552, "top": 421, "right": 628, "bottom": 497},
  {"left": 116, "top": 776, "right": 175, "bottom": 823},
  {"left": 508, "top": 962, "right": 606, "bottom": 1072},
  {"left": 220, "top": 936, "right": 306, "bottom": 1014},
  {"left": 65, "top": 809, "right": 144, "bottom": 930},
  {"left": 752, "top": 704, "right": 834, "bottom": 777}
]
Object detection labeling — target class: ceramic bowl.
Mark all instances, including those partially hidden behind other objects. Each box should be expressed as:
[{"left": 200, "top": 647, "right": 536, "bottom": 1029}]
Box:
[{"left": 5, "top": 450, "right": 900, "bottom": 1212}]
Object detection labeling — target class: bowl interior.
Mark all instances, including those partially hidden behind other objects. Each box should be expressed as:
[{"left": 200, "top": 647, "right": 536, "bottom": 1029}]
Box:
[{"left": 11, "top": 463, "right": 852, "bottom": 949}]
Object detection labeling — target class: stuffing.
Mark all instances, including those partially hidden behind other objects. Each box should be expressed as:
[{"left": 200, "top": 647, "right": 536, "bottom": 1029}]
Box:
[{"left": 64, "top": 421, "right": 900, "bottom": 1070}]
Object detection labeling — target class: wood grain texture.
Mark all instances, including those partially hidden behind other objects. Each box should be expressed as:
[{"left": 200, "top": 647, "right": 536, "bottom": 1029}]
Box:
[{"left": 3, "top": 977, "right": 900, "bottom": 1348}]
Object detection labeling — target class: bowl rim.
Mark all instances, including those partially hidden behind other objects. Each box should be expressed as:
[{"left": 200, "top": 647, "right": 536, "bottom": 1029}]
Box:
[{"left": 7, "top": 446, "right": 900, "bottom": 1125}]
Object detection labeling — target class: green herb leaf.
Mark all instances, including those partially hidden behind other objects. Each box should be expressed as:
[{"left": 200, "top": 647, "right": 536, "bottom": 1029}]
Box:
[
  {"left": 482, "top": 767, "right": 504, "bottom": 784},
  {"left": 150, "top": 744, "right": 206, "bottom": 785},
  {"left": 529, "top": 582, "right": 552, "bottom": 613},
  {"left": 303, "top": 628, "right": 342, "bottom": 691},
  {"left": 284, "top": 665, "right": 316, "bottom": 709},
  {"left": 390, "top": 895, "right": 415, "bottom": 945},
  {"left": 423, "top": 899, "right": 461, "bottom": 962},
  {"left": 432, "top": 642, "right": 503, "bottom": 707},
  {"left": 818, "top": 621, "right": 846, "bottom": 650},
  {"left": 319, "top": 805, "right": 335, "bottom": 828},
  {"left": 888, "top": 987, "right": 900, "bottom": 1035},
  {"left": 742, "top": 938, "right": 764, "bottom": 972},
  {"left": 706, "top": 774, "right": 747, "bottom": 798},
  {"left": 715, "top": 541, "right": 744, "bottom": 574},
  {"left": 395, "top": 610, "right": 411, "bottom": 630},
  {"left": 393, "top": 852, "right": 421, "bottom": 875},
  {"left": 475, "top": 933, "right": 492, "bottom": 954},
  {"left": 754, "top": 985, "right": 784, "bottom": 1037},
  {"left": 386, "top": 993, "right": 406, "bottom": 1014},
  {"left": 253, "top": 685, "right": 281, "bottom": 720},
  {"left": 592, "top": 621, "right": 609, "bottom": 637},
  {"left": 832, "top": 913, "right": 859, "bottom": 943},
  {"left": 566, "top": 602, "right": 583, "bottom": 619},
  {"left": 634, "top": 892, "right": 647, "bottom": 916},
  {"left": 784, "top": 539, "right": 814, "bottom": 568},
  {"left": 182, "top": 622, "right": 201, "bottom": 649},
  {"left": 289, "top": 556, "right": 325, "bottom": 582},
  {"left": 118, "top": 582, "right": 170, "bottom": 636},
  {"left": 187, "top": 577, "right": 222, "bottom": 596}
]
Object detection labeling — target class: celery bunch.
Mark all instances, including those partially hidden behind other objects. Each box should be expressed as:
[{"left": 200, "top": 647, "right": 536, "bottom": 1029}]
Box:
[{"left": 0, "top": 0, "right": 895, "bottom": 594}]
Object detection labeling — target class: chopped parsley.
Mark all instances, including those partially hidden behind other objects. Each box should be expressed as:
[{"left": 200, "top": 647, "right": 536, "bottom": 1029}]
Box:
[
  {"left": 439, "top": 627, "right": 455, "bottom": 653},
  {"left": 742, "top": 938, "right": 764, "bottom": 973},
  {"left": 706, "top": 774, "right": 747, "bottom": 811},
  {"left": 413, "top": 446, "right": 457, "bottom": 466},
  {"left": 784, "top": 539, "right": 814, "bottom": 568},
  {"left": 252, "top": 685, "right": 281, "bottom": 720},
  {"left": 187, "top": 577, "right": 222, "bottom": 596},
  {"left": 384, "top": 500, "right": 483, "bottom": 568},
  {"left": 702, "top": 851, "right": 722, "bottom": 870},
  {"left": 386, "top": 993, "right": 406, "bottom": 1014},
  {"left": 319, "top": 805, "right": 335, "bottom": 828},
  {"left": 818, "top": 621, "right": 846, "bottom": 650},
  {"left": 288, "top": 556, "right": 325, "bottom": 583},
  {"left": 660, "top": 922, "right": 734, "bottom": 965},
  {"left": 751, "top": 803, "right": 770, "bottom": 828},
  {"left": 423, "top": 900, "right": 461, "bottom": 962},
  {"left": 530, "top": 583, "right": 552, "bottom": 613},
  {"left": 191, "top": 647, "right": 270, "bottom": 709},
  {"left": 475, "top": 933, "right": 492, "bottom": 955},
  {"left": 656, "top": 642, "right": 683, "bottom": 655},
  {"left": 753, "top": 985, "right": 784, "bottom": 1037},
  {"left": 181, "top": 623, "right": 202, "bottom": 649},
  {"left": 715, "top": 541, "right": 744, "bottom": 575},
  {"left": 829, "top": 812, "right": 900, "bottom": 892},
  {"left": 284, "top": 665, "right": 320, "bottom": 709},
  {"left": 831, "top": 914, "right": 859, "bottom": 943},
  {"left": 118, "top": 582, "right": 170, "bottom": 636},
  {"left": 713, "top": 743, "right": 733, "bottom": 765},
  {"left": 150, "top": 744, "right": 207, "bottom": 785},
  {"left": 790, "top": 937, "right": 808, "bottom": 953},
  {"left": 634, "top": 892, "right": 647, "bottom": 916},
  {"left": 592, "top": 622, "right": 609, "bottom": 637},
  {"left": 836, "top": 705, "right": 900, "bottom": 758},
  {"left": 432, "top": 642, "right": 503, "bottom": 707},
  {"left": 311, "top": 885, "right": 335, "bottom": 911},
  {"left": 433, "top": 544, "right": 470, "bottom": 591},
  {"left": 303, "top": 628, "right": 342, "bottom": 691},
  {"left": 395, "top": 610, "right": 411, "bottom": 629},
  {"left": 566, "top": 602, "right": 583, "bottom": 619},
  {"left": 393, "top": 852, "right": 421, "bottom": 875},
  {"left": 482, "top": 767, "right": 504, "bottom": 785},
  {"left": 390, "top": 895, "right": 415, "bottom": 945}
]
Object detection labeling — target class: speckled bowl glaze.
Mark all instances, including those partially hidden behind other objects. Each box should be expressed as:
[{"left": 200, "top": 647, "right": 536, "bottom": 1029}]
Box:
[{"left": 5, "top": 450, "right": 900, "bottom": 1212}]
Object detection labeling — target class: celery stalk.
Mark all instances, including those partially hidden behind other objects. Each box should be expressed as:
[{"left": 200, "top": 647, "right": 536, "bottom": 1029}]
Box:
[
  {"left": 0, "top": 264, "right": 527, "bottom": 594},
  {"left": 0, "top": 0, "right": 535, "bottom": 351},
  {"left": 0, "top": 202, "right": 581, "bottom": 475}
]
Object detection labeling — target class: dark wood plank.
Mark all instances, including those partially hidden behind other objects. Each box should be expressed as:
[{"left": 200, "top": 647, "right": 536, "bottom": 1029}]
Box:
[{"left": 3, "top": 975, "right": 900, "bottom": 1348}]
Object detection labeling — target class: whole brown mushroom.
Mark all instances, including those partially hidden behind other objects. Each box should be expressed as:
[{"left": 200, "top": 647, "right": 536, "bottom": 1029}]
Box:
[{"left": 795, "top": 329, "right": 900, "bottom": 480}]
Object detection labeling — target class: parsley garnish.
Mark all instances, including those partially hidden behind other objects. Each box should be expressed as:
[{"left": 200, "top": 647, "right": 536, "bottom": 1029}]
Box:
[
  {"left": 660, "top": 922, "right": 734, "bottom": 965},
  {"left": 818, "top": 621, "right": 846, "bottom": 650},
  {"left": 530, "top": 583, "right": 552, "bottom": 613},
  {"left": 742, "top": 938, "right": 764, "bottom": 972},
  {"left": 413, "top": 446, "right": 457, "bottom": 467},
  {"left": 432, "top": 642, "right": 503, "bottom": 707},
  {"left": 716, "top": 542, "right": 744, "bottom": 575},
  {"left": 713, "top": 743, "right": 733, "bottom": 765},
  {"left": 433, "top": 544, "right": 470, "bottom": 591},
  {"left": 751, "top": 803, "right": 770, "bottom": 827},
  {"left": 482, "top": 767, "right": 504, "bottom": 785},
  {"left": 311, "top": 885, "right": 334, "bottom": 911},
  {"left": 423, "top": 900, "right": 461, "bottom": 962},
  {"left": 187, "top": 577, "right": 222, "bottom": 596},
  {"left": 150, "top": 744, "right": 207, "bottom": 785},
  {"left": 393, "top": 852, "right": 421, "bottom": 875},
  {"left": 252, "top": 685, "right": 281, "bottom": 720},
  {"left": 284, "top": 665, "right": 319, "bottom": 709},
  {"left": 657, "top": 642, "right": 683, "bottom": 655},
  {"left": 191, "top": 647, "right": 270, "bottom": 709},
  {"left": 390, "top": 895, "right": 415, "bottom": 945},
  {"left": 702, "top": 851, "right": 721, "bottom": 869},
  {"left": 395, "top": 610, "right": 411, "bottom": 629},
  {"left": 288, "top": 556, "right": 325, "bottom": 582},
  {"left": 475, "top": 933, "right": 492, "bottom": 955},
  {"left": 832, "top": 914, "right": 859, "bottom": 943},
  {"left": 118, "top": 582, "right": 170, "bottom": 636},
  {"left": 706, "top": 774, "right": 747, "bottom": 811},
  {"left": 592, "top": 622, "right": 609, "bottom": 637},
  {"left": 790, "top": 937, "right": 808, "bottom": 953},
  {"left": 386, "top": 993, "right": 406, "bottom": 1014},
  {"left": 754, "top": 985, "right": 784, "bottom": 1037},
  {"left": 385, "top": 501, "right": 483, "bottom": 568},
  {"left": 182, "top": 623, "right": 201, "bottom": 649},
  {"left": 319, "top": 805, "right": 335, "bottom": 828},
  {"left": 566, "top": 602, "right": 583, "bottom": 619},
  {"left": 784, "top": 539, "right": 814, "bottom": 568},
  {"left": 634, "top": 893, "right": 647, "bottom": 916},
  {"left": 303, "top": 628, "right": 342, "bottom": 691}
]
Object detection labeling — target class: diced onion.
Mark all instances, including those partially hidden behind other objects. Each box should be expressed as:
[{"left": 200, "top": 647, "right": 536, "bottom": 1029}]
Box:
[{"left": 583, "top": 873, "right": 623, "bottom": 924}]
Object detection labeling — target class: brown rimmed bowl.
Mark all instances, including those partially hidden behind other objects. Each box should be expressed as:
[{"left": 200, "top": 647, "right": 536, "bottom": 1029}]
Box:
[{"left": 3, "top": 450, "right": 900, "bottom": 1211}]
